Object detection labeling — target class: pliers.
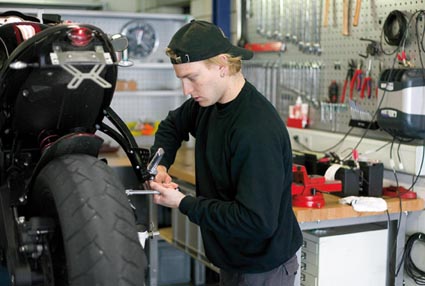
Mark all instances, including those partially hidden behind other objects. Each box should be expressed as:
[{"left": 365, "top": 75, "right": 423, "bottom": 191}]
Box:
[
  {"left": 360, "top": 59, "right": 372, "bottom": 99},
  {"left": 340, "top": 60, "right": 355, "bottom": 103},
  {"left": 349, "top": 60, "right": 363, "bottom": 100}
]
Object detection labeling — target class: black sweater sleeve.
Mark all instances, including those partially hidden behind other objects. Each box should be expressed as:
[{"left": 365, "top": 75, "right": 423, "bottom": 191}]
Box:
[{"left": 150, "top": 98, "right": 199, "bottom": 169}]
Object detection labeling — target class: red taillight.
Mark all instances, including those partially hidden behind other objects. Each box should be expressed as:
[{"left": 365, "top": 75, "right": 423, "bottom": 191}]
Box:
[{"left": 68, "top": 26, "right": 93, "bottom": 47}]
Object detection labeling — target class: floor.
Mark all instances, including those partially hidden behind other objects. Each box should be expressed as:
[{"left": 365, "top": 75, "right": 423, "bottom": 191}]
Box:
[{"left": 0, "top": 267, "right": 219, "bottom": 286}]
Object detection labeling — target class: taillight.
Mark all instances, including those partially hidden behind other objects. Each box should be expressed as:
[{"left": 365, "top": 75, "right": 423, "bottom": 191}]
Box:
[{"left": 67, "top": 26, "right": 93, "bottom": 47}]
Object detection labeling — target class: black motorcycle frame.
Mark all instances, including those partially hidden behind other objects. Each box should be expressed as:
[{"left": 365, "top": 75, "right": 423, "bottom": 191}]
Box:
[{"left": 0, "top": 14, "right": 151, "bottom": 285}]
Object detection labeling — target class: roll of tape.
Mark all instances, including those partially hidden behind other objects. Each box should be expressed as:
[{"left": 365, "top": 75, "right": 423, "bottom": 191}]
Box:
[{"left": 324, "top": 164, "right": 343, "bottom": 181}]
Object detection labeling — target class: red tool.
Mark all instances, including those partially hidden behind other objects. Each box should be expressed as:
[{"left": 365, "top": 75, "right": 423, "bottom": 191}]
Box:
[
  {"left": 360, "top": 59, "right": 372, "bottom": 99},
  {"left": 383, "top": 186, "right": 417, "bottom": 199},
  {"left": 244, "top": 42, "right": 285, "bottom": 52},
  {"left": 349, "top": 60, "right": 363, "bottom": 100},
  {"left": 341, "top": 60, "right": 355, "bottom": 103},
  {"left": 291, "top": 165, "right": 342, "bottom": 208}
]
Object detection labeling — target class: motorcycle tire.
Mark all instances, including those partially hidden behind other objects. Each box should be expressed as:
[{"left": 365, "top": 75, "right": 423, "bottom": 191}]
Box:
[{"left": 31, "top": 154, "right": 147, "bottom": 286}]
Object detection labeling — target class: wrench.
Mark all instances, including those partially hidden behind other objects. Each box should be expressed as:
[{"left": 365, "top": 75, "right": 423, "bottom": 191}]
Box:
[
  {"left": 291, "top": 0, "right": 298, "bottom": 43},
  {"left": 275, "top": 0, "right": 284, "bottom": 40},
  {"left": 265, "top": 0, "right": 273, "bottom": 38},
  {"left": 303, "top": 0, "right": 312, "bottom": 53},
  {"left": 257, "top": 0, "right": 266, "bottom": 36},
  {"left": 312, "top": 0, "right": 322, "bottom": 55},
  {"left": 297, "top": 0, "right": 305, "bottom": 49}
]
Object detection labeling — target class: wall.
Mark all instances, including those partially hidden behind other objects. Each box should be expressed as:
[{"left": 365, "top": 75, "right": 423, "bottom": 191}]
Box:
[
  {"left": 97, "top": 1, "right": 425, "bottom": 283},
  {"left": 4, "top": 0, "right": 423, "bottom": 283},
  {"left": 236, "top": 1, "right": 425, "bottom": 285}
]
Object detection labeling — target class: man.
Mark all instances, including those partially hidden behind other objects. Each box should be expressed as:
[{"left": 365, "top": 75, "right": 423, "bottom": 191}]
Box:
[{"left": 149, "top": 20, "right": 302, "bottom": 286}]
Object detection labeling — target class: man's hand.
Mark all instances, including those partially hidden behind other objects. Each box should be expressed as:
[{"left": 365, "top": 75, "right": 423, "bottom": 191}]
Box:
[
  {"left": 154, "top": 165, "right": 172, "bottom": 183},
  {"left": 150, "top": 181, "right": 185, "bottom": 208}
]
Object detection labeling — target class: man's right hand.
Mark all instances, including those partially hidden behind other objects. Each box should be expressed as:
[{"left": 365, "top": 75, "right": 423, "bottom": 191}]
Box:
[{"left": 154, "top": 165, "right": 172, "bottom": 184}]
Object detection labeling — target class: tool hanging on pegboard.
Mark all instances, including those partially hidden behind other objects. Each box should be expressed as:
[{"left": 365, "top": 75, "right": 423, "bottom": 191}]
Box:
[{"left": 252, "top": 0, "right": 322, "bottom": 54}]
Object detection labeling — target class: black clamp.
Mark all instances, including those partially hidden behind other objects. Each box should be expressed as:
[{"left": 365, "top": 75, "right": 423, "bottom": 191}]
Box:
[{"left": 359, "top": 38, "right": 380, "bottom": 58}]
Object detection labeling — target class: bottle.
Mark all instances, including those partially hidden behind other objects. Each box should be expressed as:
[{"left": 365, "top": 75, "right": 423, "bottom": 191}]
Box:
[{"left": 294, "top": 96, "right": 302, "bottom": 119}]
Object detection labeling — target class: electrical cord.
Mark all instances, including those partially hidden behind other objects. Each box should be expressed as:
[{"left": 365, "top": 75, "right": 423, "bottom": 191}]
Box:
[
  {"left": 292, "top": 127, "right": 354, "bottom": 153},
  {"left": 383, "top": 10, "right": 408, "bottom": 47},
  {"left": 397, "top": 232, "right": 425, "bottom": 285}
]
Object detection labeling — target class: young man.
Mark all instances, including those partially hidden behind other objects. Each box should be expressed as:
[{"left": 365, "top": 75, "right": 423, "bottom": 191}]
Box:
[{"left": 149, "top": 20, "right": 302, "bottom": 286}]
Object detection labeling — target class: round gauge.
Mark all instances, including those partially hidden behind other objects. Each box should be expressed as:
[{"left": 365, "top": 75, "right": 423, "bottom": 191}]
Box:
[{"left": 121, "top": 20, "right": 158, "bottom": 59}]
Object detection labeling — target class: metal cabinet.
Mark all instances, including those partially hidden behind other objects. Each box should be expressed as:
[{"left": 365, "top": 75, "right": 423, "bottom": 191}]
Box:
[{"left": 300, "top": 223, "right": 388, "bottom": 286}]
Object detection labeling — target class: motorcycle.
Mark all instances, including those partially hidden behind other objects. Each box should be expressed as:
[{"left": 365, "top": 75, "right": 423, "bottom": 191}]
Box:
[{"left": 0, "top": 11, "right": 156, "bottom": 285}]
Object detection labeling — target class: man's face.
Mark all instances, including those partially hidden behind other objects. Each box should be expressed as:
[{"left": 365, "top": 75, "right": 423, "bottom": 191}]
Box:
[{"left": 173, "top": 60, "right": 225, "bottom": 107}]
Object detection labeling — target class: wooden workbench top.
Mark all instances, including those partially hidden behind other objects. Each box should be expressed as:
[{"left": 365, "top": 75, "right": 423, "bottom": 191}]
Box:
[{"left": 100, "top": 148, "right": 424, "bottom": 223}]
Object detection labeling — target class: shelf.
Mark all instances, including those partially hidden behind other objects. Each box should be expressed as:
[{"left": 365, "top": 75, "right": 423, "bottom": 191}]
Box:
[
  {"left": 113, "top": 90, "right": 184, "bottom": 97},
  {"left": 119, "top": 62, "right": 174, "bottom": 69}
]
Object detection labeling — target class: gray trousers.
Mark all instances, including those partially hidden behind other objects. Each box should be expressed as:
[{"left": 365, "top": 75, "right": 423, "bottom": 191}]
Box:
[{"left": 219, "top": 254, "right": 299, "bottom": 286}]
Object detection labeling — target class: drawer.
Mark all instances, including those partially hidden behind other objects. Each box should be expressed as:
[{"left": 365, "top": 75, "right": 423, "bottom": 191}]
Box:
[
  {"left": 302, "top": 238, "right": 319, "bottom": 254},
  {"left": 300, "top": 261, "right": 318, "bottom": 277},
  {"left": 301, "top": 249, "right": 318, "bottom": 266},
  {"left": 300, "top": 271, "right": 318, "bottom": 286}
]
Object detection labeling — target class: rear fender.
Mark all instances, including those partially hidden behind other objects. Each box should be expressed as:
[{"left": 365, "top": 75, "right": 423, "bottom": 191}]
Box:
[{"left": 28, "top": 133, "right": 103, "bottom": 190}]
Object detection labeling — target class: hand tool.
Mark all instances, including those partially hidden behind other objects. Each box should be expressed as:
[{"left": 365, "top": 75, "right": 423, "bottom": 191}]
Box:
[
  {"left": 126, "top": 147, "right": 165, "bottom": 196},
  {"left": 302, "top": 0, "right": 312, "bottom": 53},
  {"left": 257, "top": 0, "right": 266, "bottom": 36},
  {"left": 360, "top": 59, "right": 372, "bottom": 99},
  {"left": 349, "top": 60, "right": 363, "bottom": 100},
  {"left": 353, "top": 0, "right": 361, "bottom": 26},
  {"left": 323, "top": 0, "right": 330, "bottom": 27},
  {"left": 340, "top": 60, "right": 355, "bottom": 103},
  {"left": 237, "top": 0, "right": 249, "bottom": 47},
  {"left": 285, "top": 0, "right": 291, "bottom": 40},
  {"left": 342, "top": 0, "right": 349, "bottom": 36},
  {"left": 275, "top": 0, "right": 284, "bottom": 40},
  {"left": 359, "top": 38, "right": 380, "bottom": 58},
  {"left": 296, "top": 0, "right": 305, "bottom": 48},
  {"left": 312, "top": 0, "right": 322, "bottom": 55},
  {"left": 291, "top": 0, "right": 298, "bottom": 43},
  {"left": 291, "top": 164, "right": 342, "bottom": 208}
]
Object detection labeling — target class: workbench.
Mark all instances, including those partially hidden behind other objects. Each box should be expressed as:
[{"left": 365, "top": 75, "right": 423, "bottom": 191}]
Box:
[{"left": 102, "top": 147, "right": 424, "bottom": 286}]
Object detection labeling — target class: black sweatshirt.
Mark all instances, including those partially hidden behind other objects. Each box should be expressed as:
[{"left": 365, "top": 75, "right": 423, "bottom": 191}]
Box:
[{"left": 151, "top": 81, "right": 302, "bottom": 273}]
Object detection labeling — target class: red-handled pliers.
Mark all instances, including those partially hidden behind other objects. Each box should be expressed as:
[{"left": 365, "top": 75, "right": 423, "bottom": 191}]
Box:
[
  {"left": 349, "top": 60, "right": 363, "bottom": 100},
  {"left": 340, "top": 60, "right": 355, "bottom": 103},
  {"left": 360, "top": 59, "right": 372, "bottom": 99}
]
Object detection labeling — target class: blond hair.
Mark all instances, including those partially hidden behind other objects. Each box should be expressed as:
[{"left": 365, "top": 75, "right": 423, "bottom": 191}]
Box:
[
  {"left": 165, "top": 48, "right": 242, "bottom": 75},
  {"left": 205, "top": 54, "right": 242, "bottom": 75}
]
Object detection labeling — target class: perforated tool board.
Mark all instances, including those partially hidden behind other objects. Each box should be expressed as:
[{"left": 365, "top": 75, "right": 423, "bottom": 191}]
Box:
[{"left": 242, "top": 0, "right": 425, "bottom": 140}]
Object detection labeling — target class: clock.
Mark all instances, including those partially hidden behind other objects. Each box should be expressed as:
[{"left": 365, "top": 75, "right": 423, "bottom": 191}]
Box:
[{"left": 121, "top": 20, "right": 158, "bottom": 59}]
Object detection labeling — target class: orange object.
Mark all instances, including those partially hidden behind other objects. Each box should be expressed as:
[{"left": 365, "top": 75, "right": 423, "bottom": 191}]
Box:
[
  {"left": 353, "top": 0, "right": 362, "bottom": 27},
  {"left": 141, "top": 123, "right": 155, "bottom": 135}
]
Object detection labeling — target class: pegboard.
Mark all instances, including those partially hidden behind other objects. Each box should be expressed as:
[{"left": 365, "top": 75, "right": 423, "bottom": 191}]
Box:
[{"left": 242, "top": 0, "right": 425, "bottom": 140}]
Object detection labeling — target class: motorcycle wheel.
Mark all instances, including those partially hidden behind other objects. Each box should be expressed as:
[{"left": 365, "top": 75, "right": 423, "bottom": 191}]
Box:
[{"left": 30, "top": 154, "right": 147, "bottom": 286}]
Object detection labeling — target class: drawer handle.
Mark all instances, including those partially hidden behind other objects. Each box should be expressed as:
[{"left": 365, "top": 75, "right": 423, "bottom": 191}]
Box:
[
  {"left": 301, "top": 262, "right": 306, "bottom": 270},
  {"left": 301, "top": 273, "right": 305, "bottom": 281},
  {"left": 301, "top": 251, "right": 306, "bottom": 260},
  {"left": 302, "top": 241, "right": 307, "bottom": 248}
]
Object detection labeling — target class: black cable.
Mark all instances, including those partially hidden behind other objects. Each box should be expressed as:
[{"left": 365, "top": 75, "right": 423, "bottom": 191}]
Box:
[
  {"left": 397, "top": 233, "right": 425, "bottom": 285},
  {"left": 383, "top": 10, "right": 408, "bottom": 47},
  {"left": 292, "top": 127, "right": 354, "bottom": 153}
]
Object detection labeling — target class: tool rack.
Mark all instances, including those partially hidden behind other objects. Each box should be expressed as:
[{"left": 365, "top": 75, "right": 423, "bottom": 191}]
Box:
[{"left": 242, "top": 0, "right": 425, "bottom": 141}]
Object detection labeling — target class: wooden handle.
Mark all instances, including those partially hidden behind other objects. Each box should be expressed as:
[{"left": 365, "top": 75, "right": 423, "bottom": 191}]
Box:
[
  {"left": 323, "top": 0, "right": 330, "bottom": 27},
  {"left": 353, "top": 0, "right": 361, "bottom": 26},
  {"left": 342, "top": 0, "right": 349, "bottom": 36}
]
